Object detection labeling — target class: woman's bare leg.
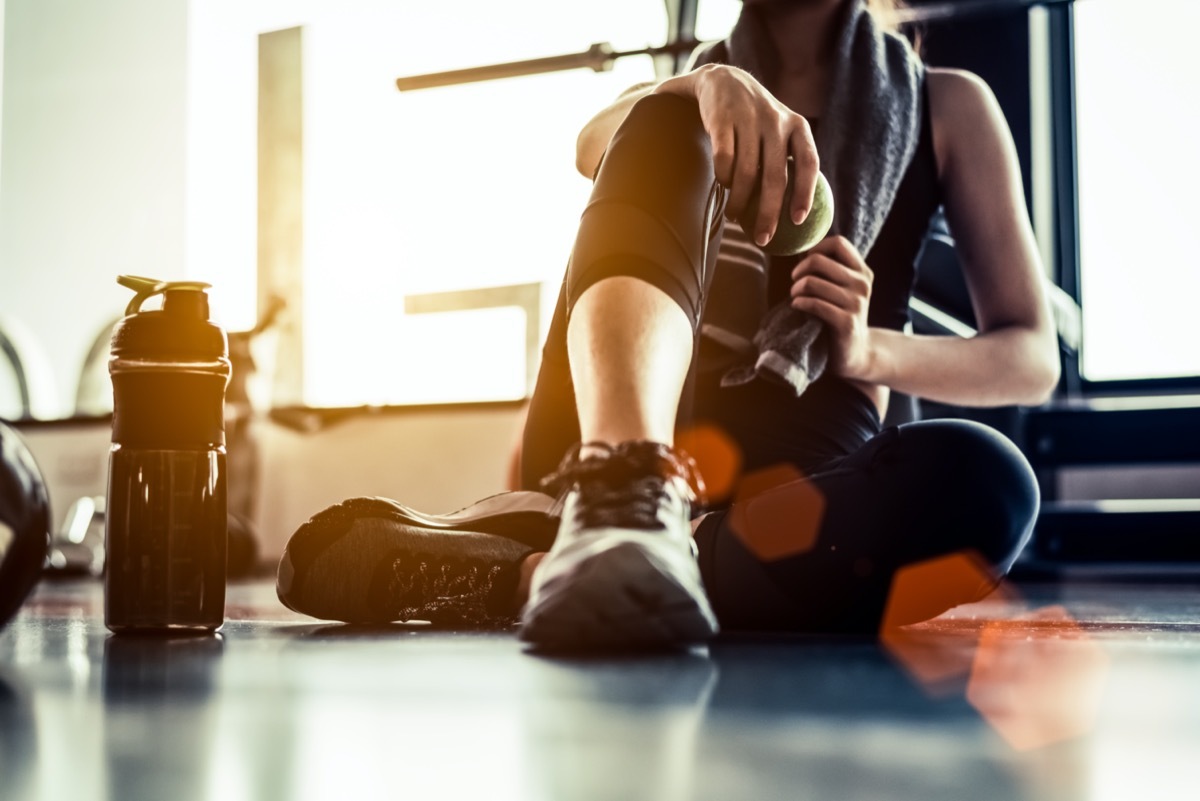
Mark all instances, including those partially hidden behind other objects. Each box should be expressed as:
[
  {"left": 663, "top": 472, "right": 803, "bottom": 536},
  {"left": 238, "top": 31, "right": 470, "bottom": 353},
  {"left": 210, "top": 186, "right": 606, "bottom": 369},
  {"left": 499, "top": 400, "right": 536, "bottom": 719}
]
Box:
[{"left": 568, "top": 276, "right": 693, "bottom": 448}]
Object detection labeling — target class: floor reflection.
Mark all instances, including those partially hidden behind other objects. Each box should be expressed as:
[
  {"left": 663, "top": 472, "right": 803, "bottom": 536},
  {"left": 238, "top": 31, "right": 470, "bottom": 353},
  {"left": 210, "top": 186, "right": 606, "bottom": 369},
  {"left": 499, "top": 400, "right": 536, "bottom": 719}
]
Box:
[
  {"left": 1, "top": 579, "right": 1198, "bottom": 801},
  {"left": 520, "top": 650, "right": 718, "bottom": 801},
  {"left": 102, "top": 635, "right": 224, "bottom": 801},
  {"left": 1, "top": 669, "right": 37, "bottom": 801},
  {"left": 704, "top": 638, "right": 1048, "bottom": 801}
]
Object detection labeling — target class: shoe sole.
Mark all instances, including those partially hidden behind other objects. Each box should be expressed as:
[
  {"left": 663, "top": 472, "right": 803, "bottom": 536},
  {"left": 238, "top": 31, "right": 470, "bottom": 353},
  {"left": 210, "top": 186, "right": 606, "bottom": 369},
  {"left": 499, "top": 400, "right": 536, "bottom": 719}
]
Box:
[
  {"left": 519, "top": 541, "right": 719, "bottom": 651},
  {"left": 277, "top": 493, "right": 560, "bottom": 620}
]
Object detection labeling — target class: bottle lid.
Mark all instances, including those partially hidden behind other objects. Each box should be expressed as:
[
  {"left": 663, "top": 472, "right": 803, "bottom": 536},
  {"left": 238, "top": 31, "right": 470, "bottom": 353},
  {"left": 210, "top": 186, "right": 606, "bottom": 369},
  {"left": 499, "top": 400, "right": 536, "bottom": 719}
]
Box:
[{"left": 110, "top": 275, "right": 228, "bottom": 363}]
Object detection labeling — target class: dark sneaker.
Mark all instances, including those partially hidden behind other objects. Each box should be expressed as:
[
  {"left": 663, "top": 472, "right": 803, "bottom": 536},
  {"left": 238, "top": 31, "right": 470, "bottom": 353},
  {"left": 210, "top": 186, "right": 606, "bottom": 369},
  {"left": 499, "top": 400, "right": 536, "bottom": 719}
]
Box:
[
  {"left": 277, "top": 493, "right": 558, "bottom": 627},
  {"left": 520, "top": 441, "right": 719, "bottom": 650}
]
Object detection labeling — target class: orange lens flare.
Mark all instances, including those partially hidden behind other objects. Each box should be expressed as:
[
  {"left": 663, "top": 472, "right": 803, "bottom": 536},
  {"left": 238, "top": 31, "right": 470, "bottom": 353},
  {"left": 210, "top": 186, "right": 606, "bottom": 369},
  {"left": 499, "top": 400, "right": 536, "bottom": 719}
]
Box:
[
  {"left": 727, "top": 464, "right": 825, "bottom": 561},
  {"left": 881, "top": 556, "right": 1110, "bottom": 750},
  {"left": 675, "top": 423, "right": 743, "bottom": 502},
  {"left": 967, "top": 606, "right": 1110, "bottom": 752},
  {"left": 879, "top": 551, "right": 1010, "bottom": 694},
  {"left": 881, "top": 551, "right": 1001, "bottom": 630}
]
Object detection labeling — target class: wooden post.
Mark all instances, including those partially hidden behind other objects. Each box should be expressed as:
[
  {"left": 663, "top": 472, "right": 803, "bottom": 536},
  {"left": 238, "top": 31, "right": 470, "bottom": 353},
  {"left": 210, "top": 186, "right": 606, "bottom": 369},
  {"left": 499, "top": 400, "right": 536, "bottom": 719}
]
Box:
[{"left": 257, "top": 27, "right": 304, "bottom": 406}]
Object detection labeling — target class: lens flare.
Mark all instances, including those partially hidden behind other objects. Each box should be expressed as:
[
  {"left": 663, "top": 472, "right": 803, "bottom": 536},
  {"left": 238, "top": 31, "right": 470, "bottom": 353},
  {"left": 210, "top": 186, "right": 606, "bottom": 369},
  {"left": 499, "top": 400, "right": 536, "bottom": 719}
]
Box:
[
  {"left": 879, "top": 550, "right": 1010, "bottom": 695},
  {"left": 675, "top": 423, "right": 743, "bottom": 503},
  {"left": 967, "top": 605, "right": 1111, "bottom": 751},
  {"left": 727, "top": 464, "right": 825, "bottom": 561}
]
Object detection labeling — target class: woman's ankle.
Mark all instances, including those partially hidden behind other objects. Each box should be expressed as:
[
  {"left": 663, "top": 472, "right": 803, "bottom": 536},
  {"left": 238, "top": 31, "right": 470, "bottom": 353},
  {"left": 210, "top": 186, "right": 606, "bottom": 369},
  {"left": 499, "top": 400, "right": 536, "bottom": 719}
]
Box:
[{"left": 515, "top": 552, "right": 547, "bottom": 606}]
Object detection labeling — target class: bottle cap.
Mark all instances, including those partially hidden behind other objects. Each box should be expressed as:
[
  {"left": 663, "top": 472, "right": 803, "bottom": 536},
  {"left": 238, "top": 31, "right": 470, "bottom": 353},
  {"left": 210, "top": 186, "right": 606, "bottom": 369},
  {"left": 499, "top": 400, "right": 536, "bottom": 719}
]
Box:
[
  {"left": 111, "top": 275, "right": 228, "bottom": 363},
  {"left": 109, "top": 276, "right": 230, "bottom": 448}
]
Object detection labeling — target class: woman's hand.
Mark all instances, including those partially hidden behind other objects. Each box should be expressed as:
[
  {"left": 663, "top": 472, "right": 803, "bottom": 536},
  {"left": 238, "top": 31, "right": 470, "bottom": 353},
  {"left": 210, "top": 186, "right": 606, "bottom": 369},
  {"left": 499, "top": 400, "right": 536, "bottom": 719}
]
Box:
[
  {"left": 790, "top": 236, "right": 877, "bottom": 381},
  {"left": 654, "top": 64, "right": 819, "bottom": 247}
]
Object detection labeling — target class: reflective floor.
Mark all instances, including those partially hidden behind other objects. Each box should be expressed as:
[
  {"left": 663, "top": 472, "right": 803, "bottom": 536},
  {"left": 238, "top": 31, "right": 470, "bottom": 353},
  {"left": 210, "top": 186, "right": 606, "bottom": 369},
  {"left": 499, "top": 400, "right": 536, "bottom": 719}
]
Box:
[{"left": 3, "top": 577, "right": 1199, "bottom": 801}]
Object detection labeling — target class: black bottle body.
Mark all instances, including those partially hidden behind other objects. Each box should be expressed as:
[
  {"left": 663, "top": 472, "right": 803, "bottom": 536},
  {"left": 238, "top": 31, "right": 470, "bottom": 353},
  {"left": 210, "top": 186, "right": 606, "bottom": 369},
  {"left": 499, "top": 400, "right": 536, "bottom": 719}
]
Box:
[{"left": 105, "top": 446, "right": 227, "bottom": 632}]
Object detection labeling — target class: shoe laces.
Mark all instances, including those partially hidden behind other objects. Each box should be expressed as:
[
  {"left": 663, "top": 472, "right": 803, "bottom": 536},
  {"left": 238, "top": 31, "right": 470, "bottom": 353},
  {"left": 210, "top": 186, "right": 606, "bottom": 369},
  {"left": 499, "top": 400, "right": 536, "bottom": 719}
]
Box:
[
  {"left": 539, "top": 441, "right": 707, "bottom": 530},
  {"left": 386, "top": 551, "right": 516, "bottom": 628}
]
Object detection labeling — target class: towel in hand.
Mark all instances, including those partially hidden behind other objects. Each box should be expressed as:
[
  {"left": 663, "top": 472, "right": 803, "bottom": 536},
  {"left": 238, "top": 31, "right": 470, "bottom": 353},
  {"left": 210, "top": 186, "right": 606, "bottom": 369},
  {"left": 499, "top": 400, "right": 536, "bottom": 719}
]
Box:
[{"left": 691, "top": 0, "right": 925, "bottom": 396}]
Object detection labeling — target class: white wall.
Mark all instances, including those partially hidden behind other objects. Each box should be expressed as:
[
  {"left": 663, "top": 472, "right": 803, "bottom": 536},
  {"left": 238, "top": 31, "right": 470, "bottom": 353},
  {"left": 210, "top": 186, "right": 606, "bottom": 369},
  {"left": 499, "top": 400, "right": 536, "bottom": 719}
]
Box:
[
  {"left": 0, "top": 0, "right": 6, "bottom": 174},
  {"left": 0, "top": 0, "right": 189, "bottom": 418}
]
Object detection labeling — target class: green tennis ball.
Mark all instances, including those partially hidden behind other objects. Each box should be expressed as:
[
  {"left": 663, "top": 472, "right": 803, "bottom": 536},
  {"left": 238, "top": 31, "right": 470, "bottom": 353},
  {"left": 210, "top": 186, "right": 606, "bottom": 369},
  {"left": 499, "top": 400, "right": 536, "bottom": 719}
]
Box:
[{"left": 739, "top": 167, "right": 834, "bottom": 256}]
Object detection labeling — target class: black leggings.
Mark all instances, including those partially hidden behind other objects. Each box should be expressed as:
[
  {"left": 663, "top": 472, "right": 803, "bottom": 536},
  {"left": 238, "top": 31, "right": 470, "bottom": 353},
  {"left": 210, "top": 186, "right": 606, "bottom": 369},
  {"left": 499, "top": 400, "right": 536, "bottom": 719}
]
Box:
[{"left": 521, "top": 93, "right": 1039, "bottom": 634}]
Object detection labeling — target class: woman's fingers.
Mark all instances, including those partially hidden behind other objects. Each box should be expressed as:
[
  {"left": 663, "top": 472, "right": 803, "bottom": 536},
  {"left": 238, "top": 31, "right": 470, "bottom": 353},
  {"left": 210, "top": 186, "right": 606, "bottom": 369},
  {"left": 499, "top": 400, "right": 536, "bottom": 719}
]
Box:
[
  {"left": 789, "top": 273, "right": 864, "bottom": 314},
  {"left": 790, "top": 295, "right": 851, "bottom": 334},
  {"left": 791, "top": 252, "right": 873, "bottom": 294},
  {"left": 726, "top": 130, "right": 760, "bottom": 218},
  {"left": 803, "top": 236, "right": 874, "bottom": 281},
  {"left": 737, "top": 111, "right": 818, "bottom": 244},
  {"left": 788, "top": 236, "right": 878, "bottom": 381},
  {"left": 710, "top": 124, "right": 737, "bottom": 189},
  {"left": 788, "top": 120, "right": 819, "bottom": 225},
  {"left": 751, "top": 134, "right": 790, "bottom": 246},
  {"left": 690, "top": 65, "right": 820, "bottom": 235}
]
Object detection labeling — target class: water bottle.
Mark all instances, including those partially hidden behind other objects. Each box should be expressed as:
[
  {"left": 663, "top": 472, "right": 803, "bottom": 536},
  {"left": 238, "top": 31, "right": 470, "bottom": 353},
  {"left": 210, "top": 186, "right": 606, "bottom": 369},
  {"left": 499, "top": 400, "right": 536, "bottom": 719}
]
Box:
[{"left": 105, "top": 275, "right": 231, "bottom": 633}]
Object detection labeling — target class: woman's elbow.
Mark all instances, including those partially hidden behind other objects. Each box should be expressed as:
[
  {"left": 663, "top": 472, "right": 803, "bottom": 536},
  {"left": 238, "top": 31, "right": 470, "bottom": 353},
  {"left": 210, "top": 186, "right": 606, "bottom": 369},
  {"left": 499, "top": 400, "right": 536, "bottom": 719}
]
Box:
[
  {"left": 1020, "top": 336, "right": 1061, "bottom": 406},
  {"left": 1025, "top": 360, "right": 1060, "bottom": 406}
]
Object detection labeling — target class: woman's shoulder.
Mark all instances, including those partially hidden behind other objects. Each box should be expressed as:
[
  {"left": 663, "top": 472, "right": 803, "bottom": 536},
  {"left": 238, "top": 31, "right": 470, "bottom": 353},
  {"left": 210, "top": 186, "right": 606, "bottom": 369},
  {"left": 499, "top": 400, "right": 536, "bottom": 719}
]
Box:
[
  {"left": 926, "top": 66, "right": 996, "bottom": 100},
  {"left": 925, "top": 67, "right": 1011, "bottom": 179}
]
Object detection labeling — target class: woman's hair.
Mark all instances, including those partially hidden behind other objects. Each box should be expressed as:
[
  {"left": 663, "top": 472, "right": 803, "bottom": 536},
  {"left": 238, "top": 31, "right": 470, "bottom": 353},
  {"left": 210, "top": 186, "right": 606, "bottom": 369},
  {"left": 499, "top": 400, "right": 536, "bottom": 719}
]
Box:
[
  {"left": 864, "top": 0, "right": 921, "bottom": 51},
  {"left": 864, "top": 0, "right": 909, "bottom": 33}
]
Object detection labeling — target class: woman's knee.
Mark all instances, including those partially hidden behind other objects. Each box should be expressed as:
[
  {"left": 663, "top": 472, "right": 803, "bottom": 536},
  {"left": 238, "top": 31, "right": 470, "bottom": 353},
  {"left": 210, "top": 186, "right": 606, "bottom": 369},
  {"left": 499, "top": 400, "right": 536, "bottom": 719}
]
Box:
[
  {"left": 612, "top": 93, "right": 709, "bottom": 165},
  {"left": 567, "top": 93, "right": 723, "bottom": 327},
  {"left": 893, "top": 419, "right": 1039, "bottom": 573},
  {"left": 591, "top": 93, "right": 717, "bottom": 215}
]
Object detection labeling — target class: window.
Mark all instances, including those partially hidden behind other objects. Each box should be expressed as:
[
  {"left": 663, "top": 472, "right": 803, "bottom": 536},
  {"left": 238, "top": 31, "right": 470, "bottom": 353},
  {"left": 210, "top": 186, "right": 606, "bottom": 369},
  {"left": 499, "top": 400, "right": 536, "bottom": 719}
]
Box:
[
  {"left": 188, "top": 1, "right": 665, "bottom": 406},
  {"left": 695, "top": 0, "right": 741, "bottom": 43},
  {"left": 1073, "top": 0, "right": 1200, "bottom": 383}
]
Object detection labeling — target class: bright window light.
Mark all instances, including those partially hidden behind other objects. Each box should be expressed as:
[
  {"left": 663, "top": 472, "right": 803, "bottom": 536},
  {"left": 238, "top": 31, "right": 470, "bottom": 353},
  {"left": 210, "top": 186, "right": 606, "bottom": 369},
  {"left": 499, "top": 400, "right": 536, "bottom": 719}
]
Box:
[
  {"left": 1074, "top": 0, "right": 1200, "bottom": 382},
  {"left": 695, "top": 0, "right": 741, "bottom": 43},
  {"left": 187, "top": 1, "right": 664, "bottom": 406}
]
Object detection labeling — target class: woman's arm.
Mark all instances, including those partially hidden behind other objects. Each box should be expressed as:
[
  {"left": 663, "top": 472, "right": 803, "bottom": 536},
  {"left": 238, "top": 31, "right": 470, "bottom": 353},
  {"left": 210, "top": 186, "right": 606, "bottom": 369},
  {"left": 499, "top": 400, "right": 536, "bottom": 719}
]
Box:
[
  {"left": 791, "top": 68, "right": 1060, "bottom": 408},
  {"left": 880, "top": 68, "right": 1060, "bottom": 406}
]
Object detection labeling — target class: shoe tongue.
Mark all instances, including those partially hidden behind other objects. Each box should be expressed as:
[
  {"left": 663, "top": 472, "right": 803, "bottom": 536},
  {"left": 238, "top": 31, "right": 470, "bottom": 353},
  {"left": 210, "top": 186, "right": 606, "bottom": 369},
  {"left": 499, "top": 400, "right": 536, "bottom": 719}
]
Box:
[
  {"left": 542, "top": 441, "right": 697, "bottom": 501},
  {"left": 570, "top": 471, "right": 673, "bottom": 532},
  {"left": 591, "top": 441, "right": 676, "bottom": 482}
]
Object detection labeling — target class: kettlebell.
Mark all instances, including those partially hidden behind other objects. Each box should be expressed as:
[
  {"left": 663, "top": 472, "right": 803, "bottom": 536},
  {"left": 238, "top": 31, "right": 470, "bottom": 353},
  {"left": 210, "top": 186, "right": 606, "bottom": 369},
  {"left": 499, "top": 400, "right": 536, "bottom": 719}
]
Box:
[{"left": 0, "top": 421, "right": 50, "bottom": 629}]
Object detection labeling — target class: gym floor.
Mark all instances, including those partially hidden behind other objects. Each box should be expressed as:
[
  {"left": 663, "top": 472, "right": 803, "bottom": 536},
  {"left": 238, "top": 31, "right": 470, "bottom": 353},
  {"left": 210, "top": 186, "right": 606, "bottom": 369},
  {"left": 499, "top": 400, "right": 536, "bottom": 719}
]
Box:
[{"left": 2, "top": 576, "right": 1199, "bottom": 801}]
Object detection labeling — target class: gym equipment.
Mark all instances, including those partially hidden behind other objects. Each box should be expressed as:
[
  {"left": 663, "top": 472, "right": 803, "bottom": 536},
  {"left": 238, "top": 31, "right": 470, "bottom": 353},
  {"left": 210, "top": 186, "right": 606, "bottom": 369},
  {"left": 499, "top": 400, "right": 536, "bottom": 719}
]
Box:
[
  {"left": 0, "top": 420, "right": 50, "bottom": 629},
  {"left": 394, "top": 0, "right": 1076, "bottom": 92}
]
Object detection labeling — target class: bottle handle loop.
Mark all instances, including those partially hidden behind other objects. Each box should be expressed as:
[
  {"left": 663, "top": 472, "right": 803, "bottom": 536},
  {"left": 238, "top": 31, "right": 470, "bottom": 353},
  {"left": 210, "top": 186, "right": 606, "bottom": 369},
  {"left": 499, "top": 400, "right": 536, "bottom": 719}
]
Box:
[{"left": 118, "top": 274, "right": 212, "bottom": 316}]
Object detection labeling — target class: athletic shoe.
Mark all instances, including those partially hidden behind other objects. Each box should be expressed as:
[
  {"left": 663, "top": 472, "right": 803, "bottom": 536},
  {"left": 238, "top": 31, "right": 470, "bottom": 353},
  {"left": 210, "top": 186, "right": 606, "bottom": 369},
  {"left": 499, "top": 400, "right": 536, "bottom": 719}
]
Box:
[
  {"left": 519, "top": 441, "right": 719, "bottom": 650},
  {"left": 277, "top": 493, "right": 558, "bottom": 627}
]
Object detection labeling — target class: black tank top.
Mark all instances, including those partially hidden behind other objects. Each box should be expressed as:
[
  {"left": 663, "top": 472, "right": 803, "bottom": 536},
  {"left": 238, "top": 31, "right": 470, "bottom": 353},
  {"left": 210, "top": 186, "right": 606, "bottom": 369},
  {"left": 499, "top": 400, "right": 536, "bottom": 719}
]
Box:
[{"left": 765, "top": 81, "right": 942, "bottom": 330}]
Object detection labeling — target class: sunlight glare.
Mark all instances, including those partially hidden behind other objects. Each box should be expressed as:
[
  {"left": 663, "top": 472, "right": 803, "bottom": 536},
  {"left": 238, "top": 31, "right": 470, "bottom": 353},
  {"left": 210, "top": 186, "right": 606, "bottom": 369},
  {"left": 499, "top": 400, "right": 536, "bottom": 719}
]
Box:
[
  {"left": 1075, "top": 0, "right": 1200, "bottom": 381},
  {"left": 187, "top": 0, "right": 664, "bottom": 404}
]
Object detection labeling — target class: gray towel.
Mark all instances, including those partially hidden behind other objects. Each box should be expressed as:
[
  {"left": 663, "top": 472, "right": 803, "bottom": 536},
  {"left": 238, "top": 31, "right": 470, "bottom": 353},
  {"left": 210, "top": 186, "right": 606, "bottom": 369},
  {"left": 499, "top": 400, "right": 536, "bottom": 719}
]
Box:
[{"left": 692, "top": 0, "right": 924, "bottom": 396}]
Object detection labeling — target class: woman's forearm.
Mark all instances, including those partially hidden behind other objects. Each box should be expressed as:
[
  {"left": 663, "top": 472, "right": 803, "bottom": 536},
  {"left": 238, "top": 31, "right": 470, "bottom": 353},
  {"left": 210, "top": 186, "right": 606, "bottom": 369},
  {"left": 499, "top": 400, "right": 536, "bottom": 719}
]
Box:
[{"left": 865, "top": 325, "right": 1060, "bottom": 408}]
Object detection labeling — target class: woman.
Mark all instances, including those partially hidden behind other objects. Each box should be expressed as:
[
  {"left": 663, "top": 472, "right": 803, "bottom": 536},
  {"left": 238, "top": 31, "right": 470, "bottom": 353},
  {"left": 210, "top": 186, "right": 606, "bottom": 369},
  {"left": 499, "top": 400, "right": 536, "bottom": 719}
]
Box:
[{"left": 277, "top": 0, "right": 1059, "bottom": 650}]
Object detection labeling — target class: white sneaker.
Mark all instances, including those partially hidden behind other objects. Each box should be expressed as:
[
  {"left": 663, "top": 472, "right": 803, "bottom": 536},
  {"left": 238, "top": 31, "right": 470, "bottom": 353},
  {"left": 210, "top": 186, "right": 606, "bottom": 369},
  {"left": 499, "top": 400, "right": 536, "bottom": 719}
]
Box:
[{"left": 520, "top": 441, "right": 719, "bottom": 650}]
